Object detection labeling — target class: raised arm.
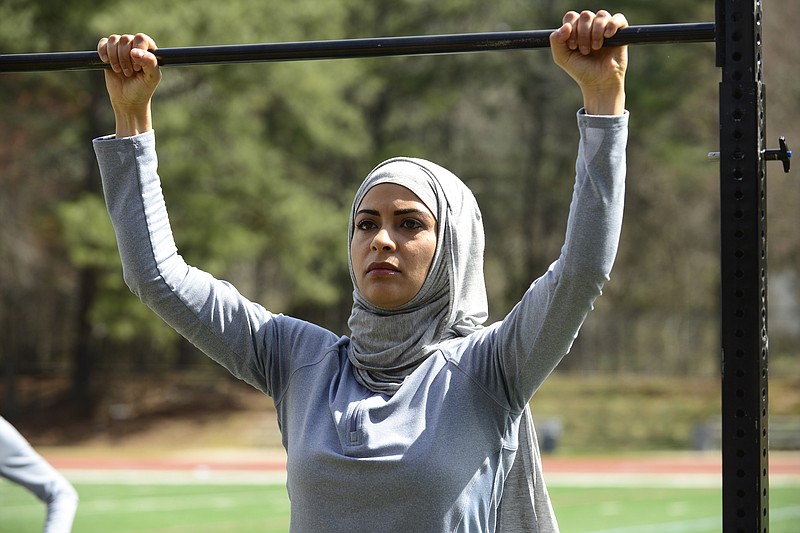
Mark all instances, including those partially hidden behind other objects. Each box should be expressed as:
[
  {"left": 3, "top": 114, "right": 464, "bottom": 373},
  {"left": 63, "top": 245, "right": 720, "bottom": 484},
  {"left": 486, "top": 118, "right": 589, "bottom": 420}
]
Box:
[
  {"left": 94, "top": 34, "right": 279, "bottom": 394},
  {"left": 477, "top": 11, "right": 629, "bottom": 410}
]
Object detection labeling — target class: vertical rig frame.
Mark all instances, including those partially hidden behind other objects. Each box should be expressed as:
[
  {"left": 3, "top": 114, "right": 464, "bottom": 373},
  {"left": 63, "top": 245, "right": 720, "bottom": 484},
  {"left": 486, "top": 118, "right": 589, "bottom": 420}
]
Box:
[{"left": 716, "top": 0, "right": 770, "bottom": 531}]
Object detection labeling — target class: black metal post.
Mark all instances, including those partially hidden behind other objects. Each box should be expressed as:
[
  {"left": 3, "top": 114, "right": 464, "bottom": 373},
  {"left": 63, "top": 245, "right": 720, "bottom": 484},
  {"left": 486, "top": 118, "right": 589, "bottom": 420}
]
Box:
[
  {"left": 717, "top": 0, "right": 769, "bottom": 531},
  {"left": 0, "top": 23, "right": 714, "bottom": 73}
]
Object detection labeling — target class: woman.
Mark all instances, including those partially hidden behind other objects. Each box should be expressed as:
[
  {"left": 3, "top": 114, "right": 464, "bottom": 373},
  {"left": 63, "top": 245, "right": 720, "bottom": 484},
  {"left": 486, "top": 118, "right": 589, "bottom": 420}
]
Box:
[{"left": 94, "top": 9, "right": 629, "bottom": 532}]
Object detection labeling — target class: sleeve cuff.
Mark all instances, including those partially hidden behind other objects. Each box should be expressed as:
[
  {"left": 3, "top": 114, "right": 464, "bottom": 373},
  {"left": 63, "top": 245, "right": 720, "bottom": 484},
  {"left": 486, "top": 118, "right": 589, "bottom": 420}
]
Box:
[
  {"left": 577, "top": 108, "right": 629, "bottom": 128},
  {"left": 92, "top": 129, "right": 155, "bottom": 145}
]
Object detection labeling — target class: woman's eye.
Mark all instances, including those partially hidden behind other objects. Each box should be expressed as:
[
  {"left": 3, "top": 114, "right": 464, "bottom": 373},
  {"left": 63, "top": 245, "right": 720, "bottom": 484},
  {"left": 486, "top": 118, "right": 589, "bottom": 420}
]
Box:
[
  {"left": 356, "top": 220, "right": 377, "bottom": 231},
  {"left": 401, "top": 218, "right": 424, "bottom": 230}
]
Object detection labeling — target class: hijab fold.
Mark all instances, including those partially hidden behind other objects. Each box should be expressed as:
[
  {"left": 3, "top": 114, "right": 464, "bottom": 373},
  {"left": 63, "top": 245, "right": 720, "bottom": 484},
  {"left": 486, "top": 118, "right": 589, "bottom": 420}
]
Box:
[{"left": 347, "top": 157, "right": 553, "bottom": 532}]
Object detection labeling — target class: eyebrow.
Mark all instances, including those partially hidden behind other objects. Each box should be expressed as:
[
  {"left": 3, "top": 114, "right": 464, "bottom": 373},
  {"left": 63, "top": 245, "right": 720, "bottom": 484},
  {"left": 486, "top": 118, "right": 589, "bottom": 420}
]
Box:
[{"left": 356, "top": 207, "right": 434, "bottom": 219}]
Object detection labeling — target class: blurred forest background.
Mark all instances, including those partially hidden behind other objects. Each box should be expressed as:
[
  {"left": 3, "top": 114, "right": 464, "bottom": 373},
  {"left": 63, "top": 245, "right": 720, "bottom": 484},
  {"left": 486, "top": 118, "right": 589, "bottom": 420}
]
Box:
[{"left": 0, "top": 0, "right": 797, "bottom": 447}]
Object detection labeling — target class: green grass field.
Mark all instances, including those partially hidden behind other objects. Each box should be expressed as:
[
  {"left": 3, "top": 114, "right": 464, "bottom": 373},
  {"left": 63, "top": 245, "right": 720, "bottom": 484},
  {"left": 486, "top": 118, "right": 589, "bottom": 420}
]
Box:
[{"left": 2, "top": 478, "right": 799, "bottom": 532}]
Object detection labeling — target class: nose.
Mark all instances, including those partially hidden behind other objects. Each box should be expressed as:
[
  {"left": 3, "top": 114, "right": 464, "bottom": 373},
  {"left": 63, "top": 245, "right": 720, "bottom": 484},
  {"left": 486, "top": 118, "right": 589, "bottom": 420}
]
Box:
[{"left": 371, "top": 228, "right": 396, "bottom": 252}]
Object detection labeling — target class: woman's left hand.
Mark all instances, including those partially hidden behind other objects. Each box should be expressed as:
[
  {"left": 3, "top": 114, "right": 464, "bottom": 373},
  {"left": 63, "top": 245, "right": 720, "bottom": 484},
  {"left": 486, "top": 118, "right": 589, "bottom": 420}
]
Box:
[{"left": 549, "top": 10, "right": 628, "bottom": 115}]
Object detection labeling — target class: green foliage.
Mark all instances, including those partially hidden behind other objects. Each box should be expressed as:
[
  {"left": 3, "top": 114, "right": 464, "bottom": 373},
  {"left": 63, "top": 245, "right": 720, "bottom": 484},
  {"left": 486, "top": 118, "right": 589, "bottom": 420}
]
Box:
[
  {"left": 58, "top": 195, "right": 117, "bottom": 269},
  {"left": 0, "top": 1, "right": 42, "bottom": 52}
]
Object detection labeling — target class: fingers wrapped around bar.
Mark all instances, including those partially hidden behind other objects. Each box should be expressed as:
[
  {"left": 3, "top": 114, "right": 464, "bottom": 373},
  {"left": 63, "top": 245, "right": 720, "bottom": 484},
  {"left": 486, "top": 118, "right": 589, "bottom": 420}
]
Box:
[{"left": 550, "top": 10, "right": 628, "bottom": 115}]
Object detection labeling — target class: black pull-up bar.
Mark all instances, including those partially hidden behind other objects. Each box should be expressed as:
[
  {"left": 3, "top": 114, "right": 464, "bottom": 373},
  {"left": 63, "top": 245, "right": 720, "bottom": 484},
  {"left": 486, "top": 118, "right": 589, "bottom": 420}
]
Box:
[{"left": 0, "top": 22, "right": 714, "bottom": 73}]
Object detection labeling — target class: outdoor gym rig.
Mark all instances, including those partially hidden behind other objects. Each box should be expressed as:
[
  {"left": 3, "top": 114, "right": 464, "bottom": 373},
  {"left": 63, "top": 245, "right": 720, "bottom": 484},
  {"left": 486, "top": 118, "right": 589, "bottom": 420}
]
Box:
[{"left": 0, "top": 2, "right": 791, "bottom": 531}]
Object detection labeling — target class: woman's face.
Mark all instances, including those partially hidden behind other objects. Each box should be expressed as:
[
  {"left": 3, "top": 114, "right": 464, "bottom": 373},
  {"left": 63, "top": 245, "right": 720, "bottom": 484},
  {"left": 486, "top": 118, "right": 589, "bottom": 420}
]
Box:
[{"left": 351, "top": 183, "right": 438, "bottom": 309}]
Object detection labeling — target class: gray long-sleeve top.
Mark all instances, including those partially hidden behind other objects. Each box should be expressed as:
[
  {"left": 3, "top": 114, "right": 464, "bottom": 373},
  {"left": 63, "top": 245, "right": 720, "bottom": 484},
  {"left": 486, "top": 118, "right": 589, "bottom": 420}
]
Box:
[{"left": 93, "top": 110, "right": 628, "bottom": 532}]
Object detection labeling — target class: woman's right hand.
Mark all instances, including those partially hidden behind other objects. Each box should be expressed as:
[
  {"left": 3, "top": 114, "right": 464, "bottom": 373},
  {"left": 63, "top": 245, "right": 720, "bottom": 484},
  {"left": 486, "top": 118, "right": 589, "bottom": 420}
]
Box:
[{"left": 97, "top": 33, "right": 161, "bottom": 137}]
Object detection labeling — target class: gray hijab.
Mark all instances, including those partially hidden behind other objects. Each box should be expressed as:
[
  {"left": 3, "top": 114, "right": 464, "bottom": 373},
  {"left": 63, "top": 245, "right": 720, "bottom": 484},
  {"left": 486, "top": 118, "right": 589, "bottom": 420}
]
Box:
[
  {"left": 347, "top": 156, "right": 487, "bottom": 394},
  {"left": 346, "top": 157, "right": 557, "bottom": 532}
]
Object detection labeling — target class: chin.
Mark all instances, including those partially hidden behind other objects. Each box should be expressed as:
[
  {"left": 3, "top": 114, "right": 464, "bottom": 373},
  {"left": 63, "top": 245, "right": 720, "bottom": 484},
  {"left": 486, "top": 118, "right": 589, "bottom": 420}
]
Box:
[{"left": 364, "top": 291, "right": 407, "bottom": 309}]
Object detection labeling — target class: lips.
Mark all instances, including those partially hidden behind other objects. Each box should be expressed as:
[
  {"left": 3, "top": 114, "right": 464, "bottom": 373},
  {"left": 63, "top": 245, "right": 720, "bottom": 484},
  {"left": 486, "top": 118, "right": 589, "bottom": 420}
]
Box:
[{"left": 366, "top": 261, "right": 400, "bottom": 276}]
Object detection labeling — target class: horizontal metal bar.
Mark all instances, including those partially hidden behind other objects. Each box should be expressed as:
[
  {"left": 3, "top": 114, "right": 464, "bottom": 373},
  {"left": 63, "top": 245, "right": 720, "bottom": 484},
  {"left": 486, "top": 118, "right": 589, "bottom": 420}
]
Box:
[{"left": 0, "top": 22, "right": 714, "bottom": 74}]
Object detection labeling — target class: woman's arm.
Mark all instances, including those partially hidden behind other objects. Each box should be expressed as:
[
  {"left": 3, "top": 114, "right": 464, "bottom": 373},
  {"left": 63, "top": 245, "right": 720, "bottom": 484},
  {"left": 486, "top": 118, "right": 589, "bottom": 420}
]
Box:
[
  {"left": 94, "top": 34, "right": 280, "bottom": 393},
  {"left": 474, "top": 11, "right": 629, "bottom": 410},
  {"left": 495, "top": 111, "right": 628, "bottom": 409},
  {"left": 94, "top": 130, "right": 279, "bottom": 393}
]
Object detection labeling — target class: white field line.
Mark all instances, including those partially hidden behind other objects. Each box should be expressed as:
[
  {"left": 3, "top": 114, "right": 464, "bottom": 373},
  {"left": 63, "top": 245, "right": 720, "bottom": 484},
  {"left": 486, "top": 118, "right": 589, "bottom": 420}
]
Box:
[
  {"left": 58, "top": 467, "right": 799, "bottom": 488},
  {"left": 545, "top": 472, "right": 800, "bottom": 488},
  {"left": 545, "top": 472, "right": 723, "bottom": 489},
  {"left": 60, "top": 467, "right": 286, "bottom": 485},
  {"left": 583, "top": 505, "right": 800, "bottom": 533},
  {"left": 1, "top": 488, "right": 282, "bottom": 518},
  {"left": 67, "top": 470, "right": 705, "bottom": 488}
]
